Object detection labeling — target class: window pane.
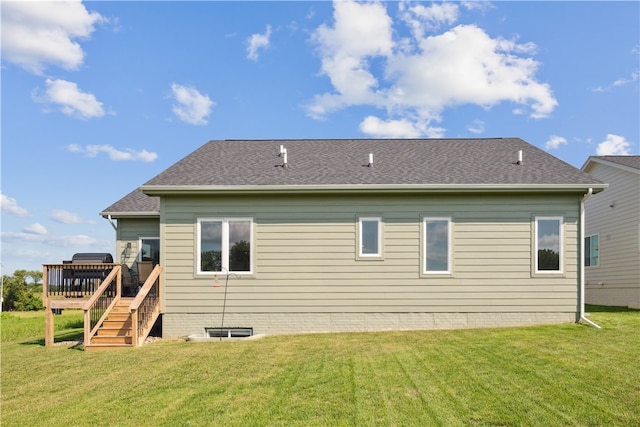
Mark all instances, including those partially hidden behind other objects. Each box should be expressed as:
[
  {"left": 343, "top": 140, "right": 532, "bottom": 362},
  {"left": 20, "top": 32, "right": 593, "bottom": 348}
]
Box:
[
  {"left": 425, "top": 219, "right": 449, "bottom": 272},
  {"left": 141, "top": 238, "right": 160, "bottom": 265},
  {"left": 590, "top": 235, "right": 599, "bottom": 266},
  {"left": 361, "top": 220, "right": 379, "bottom": 255},
  {"left": 201, "top": 221, "right": 222, "bottom": 272},
  {"left": 584, "top": 237, "right": 591, "bottom": 267},
  {"left": 229, "top": 220, "right": 251, "bottom": 272},
  {"left": 537, "top": 219, "right": 560, "bottom": 271}
]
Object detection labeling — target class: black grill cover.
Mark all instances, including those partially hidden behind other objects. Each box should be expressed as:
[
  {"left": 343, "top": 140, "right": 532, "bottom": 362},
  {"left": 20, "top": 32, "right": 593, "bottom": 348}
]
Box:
[{"left": 71, "top": 253, "right": 114, "bottom": 263}]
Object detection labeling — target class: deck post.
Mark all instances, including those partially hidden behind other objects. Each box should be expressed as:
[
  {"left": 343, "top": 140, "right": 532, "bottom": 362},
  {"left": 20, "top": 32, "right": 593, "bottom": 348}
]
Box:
[{"left": 43, "top": 266, "right": 54, "bottom": 346}]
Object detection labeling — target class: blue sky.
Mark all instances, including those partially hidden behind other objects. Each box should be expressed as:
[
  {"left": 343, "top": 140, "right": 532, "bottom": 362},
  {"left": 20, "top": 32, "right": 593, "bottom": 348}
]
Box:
[{"left": 1, "top": 1, "right": 638, "bottom": 275}]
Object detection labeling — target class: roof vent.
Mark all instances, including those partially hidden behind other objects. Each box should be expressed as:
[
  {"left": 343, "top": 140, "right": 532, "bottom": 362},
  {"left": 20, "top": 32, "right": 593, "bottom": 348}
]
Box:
[
  {"left": 516, "top": 150, "right": 523, "bottom": 165},
  {"left": 368, "top": 153, "right": 373, "bottom": 168},
  {"left": 283, "top": 148, "right": 288, "bottom": 168},
  {"left": 279, "top": 145, "right": 284, "bottom": 157}
]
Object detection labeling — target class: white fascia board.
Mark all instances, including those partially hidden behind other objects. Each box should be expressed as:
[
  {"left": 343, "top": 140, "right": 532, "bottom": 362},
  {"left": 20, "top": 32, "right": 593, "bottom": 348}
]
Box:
[
  {"left": 99, "top": 211, "right": 160, "bottom": 218},
  {"left": 141, "top": 183, "right": 607, "bottom": 196}
]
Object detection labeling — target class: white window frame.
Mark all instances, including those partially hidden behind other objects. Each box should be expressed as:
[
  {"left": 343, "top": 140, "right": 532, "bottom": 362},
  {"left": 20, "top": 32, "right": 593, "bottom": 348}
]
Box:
[
  {"left": 534, "top": 216, "right": 564, "bottom": 274},
  {"left": 423, "top": 217, "right": 452, "bottom": 275},
  {"left": 196, "top": 217, "right": 253, "bottom": 275},
  {"left": 584, "top": 234, "right": 599, "bottom": 267},
  {"left": 358, "top": 216, "right": 382, "bottom": 258}
]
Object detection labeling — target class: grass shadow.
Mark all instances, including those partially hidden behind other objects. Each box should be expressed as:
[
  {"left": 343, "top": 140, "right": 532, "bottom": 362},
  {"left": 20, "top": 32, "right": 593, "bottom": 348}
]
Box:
[
  {"left": 20, "top": 329, "right": 84, "bottom": 347},
  {"left": 586, "top": 304, "right": 638, "bottom": 313}
]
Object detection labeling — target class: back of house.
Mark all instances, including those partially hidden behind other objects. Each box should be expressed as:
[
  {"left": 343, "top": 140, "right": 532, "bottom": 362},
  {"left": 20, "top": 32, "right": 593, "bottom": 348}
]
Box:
[{"left": 101, "top": 138, "right": 607, "bottom": 338}]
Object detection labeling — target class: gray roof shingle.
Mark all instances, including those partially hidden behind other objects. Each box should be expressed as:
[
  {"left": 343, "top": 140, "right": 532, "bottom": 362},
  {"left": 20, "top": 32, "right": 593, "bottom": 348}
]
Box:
[
  {"left": 100, "top": 188, "right": 159, "bottom": 216},
  {"left": 588, "top": 155, "right": 640, "bottom": 170},
  {"left": 103, "top": 138, "right": 605, "bottom": 216},
  {"left": 143, "top": 138, "right": 603, "bottom": 187}
]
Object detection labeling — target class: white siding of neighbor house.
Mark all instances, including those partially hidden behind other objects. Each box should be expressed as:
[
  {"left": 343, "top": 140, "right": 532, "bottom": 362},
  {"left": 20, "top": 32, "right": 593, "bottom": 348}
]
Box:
[
  {"left": 584, "top": 163, "right": 640, "bottom": 308},
  {"left": 116, "top": 218, "right": 160, "bottom": 267},
  {"left": 151, "top": 193, "right": 581, "bottom": 336}
]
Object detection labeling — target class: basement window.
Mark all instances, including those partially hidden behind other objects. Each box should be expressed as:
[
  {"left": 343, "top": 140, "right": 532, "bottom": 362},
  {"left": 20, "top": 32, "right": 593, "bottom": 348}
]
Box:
[{"left": 204, "top": 327, "right": 253, "bottom": 338}]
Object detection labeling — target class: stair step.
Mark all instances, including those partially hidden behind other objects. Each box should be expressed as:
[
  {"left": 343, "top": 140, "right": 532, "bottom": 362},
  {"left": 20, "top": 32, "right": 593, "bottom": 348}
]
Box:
[
  {"left": 91, "top": 335, "right": 133, "bottom": 345},
  {"left": 97, "top": 327, "right": 131, "bottom": 337}
]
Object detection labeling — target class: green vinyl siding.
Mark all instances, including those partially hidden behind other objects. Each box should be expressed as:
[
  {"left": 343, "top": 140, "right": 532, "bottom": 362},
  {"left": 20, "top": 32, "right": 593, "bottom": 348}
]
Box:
[
  {"left": 158, "top": 193, "right": 580, "bottom": 315},
  {"left": 116, "top": 218, "right": 160, "bottom": 266}
]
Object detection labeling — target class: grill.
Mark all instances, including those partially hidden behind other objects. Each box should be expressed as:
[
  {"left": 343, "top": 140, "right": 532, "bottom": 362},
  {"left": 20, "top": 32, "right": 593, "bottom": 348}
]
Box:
[{"left": 71, "top": 253, "right": 114, "bottom": 264}]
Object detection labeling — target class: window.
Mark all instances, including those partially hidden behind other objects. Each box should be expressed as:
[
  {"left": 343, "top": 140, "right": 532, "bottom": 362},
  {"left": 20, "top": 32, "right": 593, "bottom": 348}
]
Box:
[
  {"left": 535, "top": 216, "right": 563, "bottom": 273},
  {"left": 359, "top": 217, "right": 382, "bottom": 257},
  {"left": 585, "top": 234, "right": 599, "bottom": 267},
  {"left": 424, "top": 217, "right": 451, "bottom": 274},
  {"left": 197, "top": 218, "right": 252, "bottom": 274},
  {"left": 138, "top": 237, "right": 160, "bottom": 265}
]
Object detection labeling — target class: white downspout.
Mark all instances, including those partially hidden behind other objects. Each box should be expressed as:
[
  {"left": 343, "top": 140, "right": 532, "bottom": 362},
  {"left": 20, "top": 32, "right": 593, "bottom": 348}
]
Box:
[
  {"left": 106, "top": 215, "right": 118, "bottom": 231},
  {"left": 580, "top": 188, "right": 601, "bottom": 329}
]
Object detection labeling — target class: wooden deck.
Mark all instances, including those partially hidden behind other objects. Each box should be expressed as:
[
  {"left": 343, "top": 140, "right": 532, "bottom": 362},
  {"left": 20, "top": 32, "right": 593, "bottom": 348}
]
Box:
[{"left": 42, "top": 263, "right": 163, "bottom": 350}]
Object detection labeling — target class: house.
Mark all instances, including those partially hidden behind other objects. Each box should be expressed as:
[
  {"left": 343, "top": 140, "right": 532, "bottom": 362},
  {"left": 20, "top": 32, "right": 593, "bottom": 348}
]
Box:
[
  {"left": 99, "top": 138, "right": 607, "bottom": 339},
  {"left": 581, "top": 156, "right": 640, "bottom": 309}
]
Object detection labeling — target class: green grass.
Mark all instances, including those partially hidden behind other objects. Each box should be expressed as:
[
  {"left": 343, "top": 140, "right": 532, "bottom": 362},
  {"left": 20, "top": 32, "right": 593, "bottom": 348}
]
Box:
[{"left": 2, "top": 306, "right": 639, "bottom": 426}]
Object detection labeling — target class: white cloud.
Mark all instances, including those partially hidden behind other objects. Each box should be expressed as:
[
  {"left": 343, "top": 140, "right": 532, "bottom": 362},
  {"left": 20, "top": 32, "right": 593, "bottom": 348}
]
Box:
[
  {"left": 51, "top": 209, "right": 87, "bottom": 224},
  {"left": 613, "top": 71, "right": 639, "bottom": 87},
  {"left": 399, "top": 1, "right": 459, "bottom": 38},
  {"left": 307, "top": 1, "right": 557, "bottom": 137},
  {"left": 1, "top": 193, "right": 29, "bottom": 217},
  {"left": 359, "top": 115, "right": 445, "bottom": 138},
  {"left": 23, "top": 223, "right": 48, "bottom": 235},
  {"left": 596, "top": 134, "right": 632, "bottom": 155},
  {"left": 0, "top": 0, "right": 104, "bottom": 74},
  {"left": 170, "top": 83, "right": 215, "bottom": 125},
  {"left": 247, "top": 25, "right": 272, "bottom": 61},
  {"left": 545, "top": 135, "right": 568, "bottom": 150},
  {"left": 35, "top": 79, "right": 105, "bottom": 120},
  {"left": 593, "top": 71, "right": 639, "bottom": 92},
  {"left": 1, "top": 231, "right": 100, "bottom": 247},
  {"left": 308, "top": 0, "right": 393, "bottom": 118},
  {"left": 467, "top": 119, "right": 485, "bottom": 135},
  {"left": 67, "top": 144, "right": 158, "bottom": 162},
  {"left": 538, "top": 234, "right": 559, "bottom": 253}
]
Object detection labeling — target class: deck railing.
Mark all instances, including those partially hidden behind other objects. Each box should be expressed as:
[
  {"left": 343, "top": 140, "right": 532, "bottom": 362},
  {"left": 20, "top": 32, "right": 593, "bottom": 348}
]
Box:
[
  {"left": 130, "top": 264, "right": 163, "bottom": 347},
  {"left": 83, "top": 266, "right": 121, "bottom": 345},
  {"left": 43, "top": 263, "right": 118, "bottom": 298}
]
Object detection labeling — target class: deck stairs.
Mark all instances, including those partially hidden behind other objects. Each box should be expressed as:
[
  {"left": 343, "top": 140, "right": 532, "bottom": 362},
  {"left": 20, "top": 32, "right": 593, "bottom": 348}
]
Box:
[{"left": 85, "top": 298, "right": 136, "bottom": 351}]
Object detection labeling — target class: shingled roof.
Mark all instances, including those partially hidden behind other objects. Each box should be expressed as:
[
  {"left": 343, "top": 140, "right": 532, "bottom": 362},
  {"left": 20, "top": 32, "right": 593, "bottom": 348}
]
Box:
[
  {"left": 582, "top": 155, "right": 640, "bottom": 172},
  {"left": 102, "top": 138, "right": 606, "bottom": 216}
]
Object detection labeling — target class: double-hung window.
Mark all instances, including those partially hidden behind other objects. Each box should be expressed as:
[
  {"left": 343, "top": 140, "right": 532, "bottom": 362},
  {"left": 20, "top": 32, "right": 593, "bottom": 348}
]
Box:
[
  {"left": 423, "top": 217, "right": 452, "bottom": 274},
  {"left": 534, "top": 216, "right": 563, "bottom": 273},
  {"left": 584, "top": 234, "right": 599, "bottom": 267},
  {"left": 358, "top": 217, "right": 382, "bottom": 258},
  {"left": 197, "top": 218, "right": 253, "bottom": 274}
]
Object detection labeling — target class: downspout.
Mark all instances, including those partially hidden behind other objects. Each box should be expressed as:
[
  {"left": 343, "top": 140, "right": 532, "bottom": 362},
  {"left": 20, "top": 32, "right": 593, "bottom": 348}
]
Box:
[
  {"left": 106, "top": 215, "right": 117, "bottom": 231},
  {"left": 579, "top": 188, "right": 601, "bottom": 329}
]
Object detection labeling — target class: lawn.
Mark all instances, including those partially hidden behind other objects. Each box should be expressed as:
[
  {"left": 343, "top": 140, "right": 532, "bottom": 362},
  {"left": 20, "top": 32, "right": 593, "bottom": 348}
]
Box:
[{"left": 1, "top": 307, "right": 639, "bottom": 426}]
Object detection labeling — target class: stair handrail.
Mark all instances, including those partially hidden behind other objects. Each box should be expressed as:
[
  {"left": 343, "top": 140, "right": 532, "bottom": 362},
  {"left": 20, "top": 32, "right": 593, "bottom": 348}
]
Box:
[
  {"left": 129, "top": 265, "right": 163, "bottom": 346},
  {"left": 82, "top": 265, "right": 121, "bottom": 346}
]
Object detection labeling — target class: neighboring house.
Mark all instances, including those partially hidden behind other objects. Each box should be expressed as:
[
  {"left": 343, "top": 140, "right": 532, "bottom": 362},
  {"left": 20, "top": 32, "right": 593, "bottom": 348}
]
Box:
[
  {"left": 581, "top": 156, "right": 640, "bottom": 309},
  {"left": 101, "top": 138, "right": 606, "bottom": 338}
]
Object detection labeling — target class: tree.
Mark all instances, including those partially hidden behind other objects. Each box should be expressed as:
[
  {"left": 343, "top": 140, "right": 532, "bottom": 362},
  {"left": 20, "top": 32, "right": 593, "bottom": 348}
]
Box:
[
  {"left": 538, "top": 249, "right": 560, "bottom": 271},
  {"left": 2, "top": 270, "right": 44, "bottom": 311}
]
